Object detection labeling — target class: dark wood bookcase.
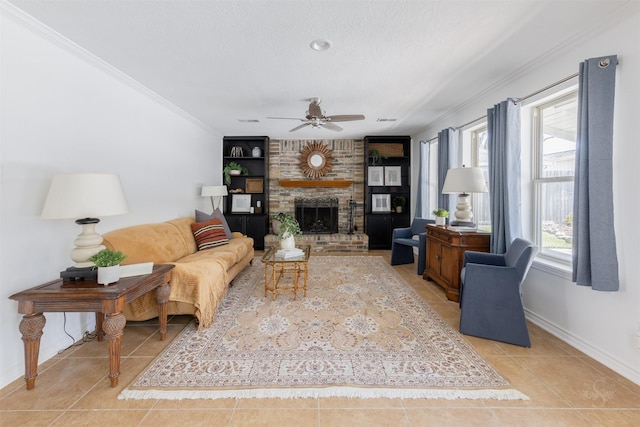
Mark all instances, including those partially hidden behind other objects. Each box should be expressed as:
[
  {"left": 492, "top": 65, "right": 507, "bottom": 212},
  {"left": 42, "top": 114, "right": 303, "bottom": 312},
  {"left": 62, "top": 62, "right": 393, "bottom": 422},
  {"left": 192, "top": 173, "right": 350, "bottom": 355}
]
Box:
[
  {"left": 364, "top": 136, "right": 412, "bottom": 249},
  {"left": 222, "top": 136, "right": 269, "bottom": 249}
]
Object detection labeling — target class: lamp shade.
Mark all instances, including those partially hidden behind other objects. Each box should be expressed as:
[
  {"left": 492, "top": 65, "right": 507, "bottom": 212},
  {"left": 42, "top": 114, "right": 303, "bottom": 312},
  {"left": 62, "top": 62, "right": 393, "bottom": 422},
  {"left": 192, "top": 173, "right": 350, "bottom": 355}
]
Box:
[
  {"left": 441, "top": 167, "right": 488, "bottom": 194},
  {"left": 201, "top": 185, "right": 228, "bottom": 197},
  {"left": 41, "top": 173, "right": 129, "bottom": 219}
]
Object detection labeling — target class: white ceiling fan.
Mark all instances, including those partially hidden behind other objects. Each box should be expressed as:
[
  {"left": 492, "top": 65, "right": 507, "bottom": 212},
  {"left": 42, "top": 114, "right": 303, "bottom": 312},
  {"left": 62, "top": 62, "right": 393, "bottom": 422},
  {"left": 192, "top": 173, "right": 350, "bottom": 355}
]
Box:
[{"left": 267, "top": 98, "right": 365, "bottom": 132}]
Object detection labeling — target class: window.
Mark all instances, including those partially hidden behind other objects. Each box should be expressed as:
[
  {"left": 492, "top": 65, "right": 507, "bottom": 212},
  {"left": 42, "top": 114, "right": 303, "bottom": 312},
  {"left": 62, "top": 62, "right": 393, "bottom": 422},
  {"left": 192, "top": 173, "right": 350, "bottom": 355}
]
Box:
[
  {"left": 471, "top": 126, "right": 491, "bottom": 231},
  {"left": 532, "top": 92, "right": 577, "bottom": 263}
]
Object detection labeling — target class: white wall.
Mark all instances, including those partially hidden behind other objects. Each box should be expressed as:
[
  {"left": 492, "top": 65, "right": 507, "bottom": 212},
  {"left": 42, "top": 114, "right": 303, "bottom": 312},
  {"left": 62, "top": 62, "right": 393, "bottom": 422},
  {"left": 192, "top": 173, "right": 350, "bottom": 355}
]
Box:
[
  {"left": 413, "top": 6, "right": 640, "bottom": 384},
  {"left": 0, "top": 10, "right": 222, "bottom": 388}
]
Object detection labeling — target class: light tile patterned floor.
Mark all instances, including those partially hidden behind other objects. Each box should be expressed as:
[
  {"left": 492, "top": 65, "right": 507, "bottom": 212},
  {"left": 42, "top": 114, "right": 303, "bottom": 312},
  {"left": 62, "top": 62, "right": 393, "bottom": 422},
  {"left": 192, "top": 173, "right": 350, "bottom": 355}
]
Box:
[{"left": 1, "top": 250, "right": 639, "bottom": 426}]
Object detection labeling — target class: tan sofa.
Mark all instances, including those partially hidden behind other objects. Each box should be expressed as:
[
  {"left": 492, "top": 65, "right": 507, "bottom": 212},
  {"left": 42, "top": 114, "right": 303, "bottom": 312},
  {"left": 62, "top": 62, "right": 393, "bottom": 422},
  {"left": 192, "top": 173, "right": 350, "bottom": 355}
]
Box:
[{"left": 102, "top": 217, "right": 254, "bottom": 328}]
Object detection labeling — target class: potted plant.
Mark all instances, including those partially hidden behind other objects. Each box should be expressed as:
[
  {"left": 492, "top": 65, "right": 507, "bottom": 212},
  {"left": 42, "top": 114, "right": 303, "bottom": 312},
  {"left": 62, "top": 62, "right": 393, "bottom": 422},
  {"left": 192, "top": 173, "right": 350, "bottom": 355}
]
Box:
[
  {"left": 432, "top": 208, "right": 449, "bottom": 226},
  {"left": 271, "top": 212, "right": 302, "bottom": 249},
  {"left": 369, "top": 149, "right": 387, "bottom": 166},
  {"left": 223, "top": 161, "right": 249, "bottom": 185},
  {"left": 392, "top": 196, "right": 407, "bottom": 213},
  {"left": 89, "top": 249, "right": 127, "bottom": 285}
]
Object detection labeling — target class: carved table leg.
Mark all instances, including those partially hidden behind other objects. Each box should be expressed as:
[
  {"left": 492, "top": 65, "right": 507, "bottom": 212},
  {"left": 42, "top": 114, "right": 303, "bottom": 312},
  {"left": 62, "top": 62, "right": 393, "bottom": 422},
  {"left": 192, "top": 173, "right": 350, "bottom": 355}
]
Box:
[
  {"left": 102, "top": 312, "right": 126, "bottom": 387},
  {"left": 156, "top": 282, "right": 170, "bottom": 341},
  {"left": 19, "top": 313, "right": 46, "bottom": 390},
  {"left": 95, "top": 312, "right": 104, "bottom": 342}
]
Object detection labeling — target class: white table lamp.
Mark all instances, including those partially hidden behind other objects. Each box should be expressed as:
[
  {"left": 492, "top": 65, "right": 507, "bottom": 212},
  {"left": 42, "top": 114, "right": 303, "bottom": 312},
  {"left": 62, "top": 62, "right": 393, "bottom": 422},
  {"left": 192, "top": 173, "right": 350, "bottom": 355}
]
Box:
[
  {"left": 442, "top": 166, "right": 488, "bottom": 226},
  {"left": 201, "top": 185, "right": 228, "bottom": 211},
  {"left": 41, "top": 173, "right": 129, "bottom": 271}
]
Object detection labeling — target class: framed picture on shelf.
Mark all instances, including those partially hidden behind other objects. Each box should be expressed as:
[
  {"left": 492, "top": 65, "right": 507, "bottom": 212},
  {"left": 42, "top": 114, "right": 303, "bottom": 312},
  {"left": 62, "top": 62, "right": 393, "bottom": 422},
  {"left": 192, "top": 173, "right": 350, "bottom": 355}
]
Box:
[
  {"left": 231, "top": 194, "right": 252, "bottom": 213},
  {"left": 372, "top": 194, "right": 391, "bottom": 212},
  {"left": 384, "top": 166, "right": 402, "bottom": 186},
  {"left": 368, "top": 166, "right": 384, "bottom": 186},
  {"left": 245, "top": 178, "right": 263, "bottom": 193}
]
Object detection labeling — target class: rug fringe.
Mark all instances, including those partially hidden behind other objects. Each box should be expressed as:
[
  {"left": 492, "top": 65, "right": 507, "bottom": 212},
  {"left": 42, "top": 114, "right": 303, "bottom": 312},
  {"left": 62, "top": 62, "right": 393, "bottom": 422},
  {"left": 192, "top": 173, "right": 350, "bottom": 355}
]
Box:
[{"left": 119, "top": 387, "right": 529, "bottom": 401}]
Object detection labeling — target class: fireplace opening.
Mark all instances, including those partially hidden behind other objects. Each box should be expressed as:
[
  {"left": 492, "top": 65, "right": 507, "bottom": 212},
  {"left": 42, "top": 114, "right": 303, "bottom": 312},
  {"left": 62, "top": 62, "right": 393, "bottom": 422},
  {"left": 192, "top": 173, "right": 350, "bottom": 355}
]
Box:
[{"left": 295, "top": 197, "right": 339, "bottom": 234}]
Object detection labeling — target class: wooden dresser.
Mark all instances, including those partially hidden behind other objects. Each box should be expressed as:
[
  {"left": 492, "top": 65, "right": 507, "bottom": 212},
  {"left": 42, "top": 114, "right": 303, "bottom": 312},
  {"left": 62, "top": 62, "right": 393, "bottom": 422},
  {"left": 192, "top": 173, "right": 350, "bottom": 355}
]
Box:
[{"left": 423, "top": 224, "right": 491, "bottom": 302}]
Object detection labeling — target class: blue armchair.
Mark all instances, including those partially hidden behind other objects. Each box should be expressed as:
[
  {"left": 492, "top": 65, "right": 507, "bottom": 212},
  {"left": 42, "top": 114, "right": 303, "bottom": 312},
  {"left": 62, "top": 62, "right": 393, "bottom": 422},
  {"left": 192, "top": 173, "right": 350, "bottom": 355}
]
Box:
[
  {"left": 459, "top": 238, "right": 537, "bottom": 347},
  {"left": 390, "top": 218, "right": 434, "bottom": 275}
]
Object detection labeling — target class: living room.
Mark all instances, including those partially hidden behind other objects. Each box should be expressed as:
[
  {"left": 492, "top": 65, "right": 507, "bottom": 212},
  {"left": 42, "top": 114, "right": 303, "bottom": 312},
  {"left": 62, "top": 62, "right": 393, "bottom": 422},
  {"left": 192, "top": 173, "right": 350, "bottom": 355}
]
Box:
[{"left": 1, "top": 0, "right": 639, "bottom": 423}]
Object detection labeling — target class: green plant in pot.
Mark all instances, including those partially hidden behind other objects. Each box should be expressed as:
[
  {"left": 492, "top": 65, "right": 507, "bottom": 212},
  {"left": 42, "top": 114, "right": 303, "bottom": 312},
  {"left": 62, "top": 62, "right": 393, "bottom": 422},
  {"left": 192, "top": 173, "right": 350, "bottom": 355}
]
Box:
[
  {"left": 369, "top": 149, "right": 387, "bottom": 166},
  {"left": 432, "top": 208, "right": 449, "bottom": 226},
  {"left": 89, "top": 249, "right": 127, "bottom": 285},
  {"left": 223, "top": 161, "right": 249, "bottom": 185},
  {"left": 271, "top": 212, "right": 302, "bottom": 249},
  {"left": 392, "top": 196, "right": 407, "bottom": 213}
]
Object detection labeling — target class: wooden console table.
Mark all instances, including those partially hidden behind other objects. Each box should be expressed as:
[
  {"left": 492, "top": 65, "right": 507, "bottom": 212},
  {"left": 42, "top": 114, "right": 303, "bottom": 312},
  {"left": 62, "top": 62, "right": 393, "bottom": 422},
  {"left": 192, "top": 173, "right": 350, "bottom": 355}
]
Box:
[
  {"left": 423, "top": 225, "right": 490, "bottom": 302},
  {"left": 9, "top": 264, "right": 174, "bottom": 390}
]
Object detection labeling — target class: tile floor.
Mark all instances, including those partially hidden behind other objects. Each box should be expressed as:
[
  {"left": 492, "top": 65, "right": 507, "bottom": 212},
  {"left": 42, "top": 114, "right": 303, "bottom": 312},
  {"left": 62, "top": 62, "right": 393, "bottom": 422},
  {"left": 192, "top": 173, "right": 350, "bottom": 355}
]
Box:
[{"left": 1, "top": 251, "right": 639, "bottom": 426}]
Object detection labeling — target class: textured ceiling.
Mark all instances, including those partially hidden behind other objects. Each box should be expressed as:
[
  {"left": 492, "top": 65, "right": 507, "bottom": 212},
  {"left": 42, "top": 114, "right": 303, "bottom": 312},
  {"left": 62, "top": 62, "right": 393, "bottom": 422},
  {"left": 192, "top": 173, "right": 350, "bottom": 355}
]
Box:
[{"left": 5, "top": 0, "right": 632, "bottom": 139}]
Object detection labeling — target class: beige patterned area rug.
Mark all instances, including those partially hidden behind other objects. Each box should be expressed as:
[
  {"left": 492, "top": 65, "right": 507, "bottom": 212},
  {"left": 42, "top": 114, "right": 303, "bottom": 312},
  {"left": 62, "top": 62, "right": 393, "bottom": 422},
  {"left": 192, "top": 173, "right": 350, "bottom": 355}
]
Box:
[{"left": 119, "top": 256, "right": 527, "bottom": 401}]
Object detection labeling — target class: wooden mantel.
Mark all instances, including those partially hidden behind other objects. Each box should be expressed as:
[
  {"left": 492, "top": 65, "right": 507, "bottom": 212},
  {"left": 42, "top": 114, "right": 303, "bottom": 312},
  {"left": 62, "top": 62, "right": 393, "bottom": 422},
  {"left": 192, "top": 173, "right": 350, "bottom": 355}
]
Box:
[{"left": 279, "top": 179, "right": 353, "bottom": 188}]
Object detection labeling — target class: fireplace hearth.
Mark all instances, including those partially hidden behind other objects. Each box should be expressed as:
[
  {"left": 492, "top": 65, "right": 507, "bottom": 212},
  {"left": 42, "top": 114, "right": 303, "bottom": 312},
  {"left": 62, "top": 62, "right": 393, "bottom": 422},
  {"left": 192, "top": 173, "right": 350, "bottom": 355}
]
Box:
[{"left": 295, "top": 197, "right": 339, "bottom": 234}]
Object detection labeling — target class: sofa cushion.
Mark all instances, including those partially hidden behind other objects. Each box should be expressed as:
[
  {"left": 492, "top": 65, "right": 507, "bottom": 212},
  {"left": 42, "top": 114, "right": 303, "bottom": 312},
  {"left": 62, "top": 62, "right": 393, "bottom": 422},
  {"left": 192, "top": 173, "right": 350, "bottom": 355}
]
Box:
[
  {"left": 103, "top": 221, "right": 192, "bottom": 264},
  {"left": 191, "top": 218, "right": 229, "bottom": 250},
  {"left": 179, "top": 235, "right": 253, "bottom": 270},
  {"left": 196, "top": 208, "right": 232, "bottom": 239}
]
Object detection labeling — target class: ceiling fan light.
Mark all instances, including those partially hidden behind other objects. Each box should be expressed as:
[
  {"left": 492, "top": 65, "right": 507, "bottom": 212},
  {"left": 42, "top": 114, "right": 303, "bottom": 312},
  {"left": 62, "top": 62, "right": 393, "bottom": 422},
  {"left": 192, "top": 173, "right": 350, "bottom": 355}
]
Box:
[{"left": 310, "top": 39, "right": 332, "bottom": 51}]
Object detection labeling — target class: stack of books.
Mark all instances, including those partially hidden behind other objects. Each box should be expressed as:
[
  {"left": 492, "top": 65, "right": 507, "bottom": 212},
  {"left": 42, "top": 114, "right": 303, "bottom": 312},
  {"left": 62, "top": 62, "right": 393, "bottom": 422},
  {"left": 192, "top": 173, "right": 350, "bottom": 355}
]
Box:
[{"left": 275, "top": 247, "right": 305, "bottom": 259}]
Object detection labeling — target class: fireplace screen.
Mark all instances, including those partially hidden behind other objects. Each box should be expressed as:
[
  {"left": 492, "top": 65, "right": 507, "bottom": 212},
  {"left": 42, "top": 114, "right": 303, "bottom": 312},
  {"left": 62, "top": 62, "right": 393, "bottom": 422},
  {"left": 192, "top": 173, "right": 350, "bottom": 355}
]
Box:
[{"left": 295, "top": 197, "right": 339, "bottom": 234}]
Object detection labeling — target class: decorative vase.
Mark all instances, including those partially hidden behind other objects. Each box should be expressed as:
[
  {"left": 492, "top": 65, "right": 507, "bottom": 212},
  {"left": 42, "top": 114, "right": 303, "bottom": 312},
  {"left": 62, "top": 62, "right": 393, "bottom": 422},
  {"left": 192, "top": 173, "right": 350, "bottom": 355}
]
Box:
[
  {"left": 435, "top": 216, "right": 446, "bottom": 226},
  {"left": 280, "top": 234, "right": 295, "bottom": 250},
  {"left": 97, "top": 265, "right": 120, "bottom": 286},
  {"left": 251, "top": 146, "right": 262, "bottom": 157}
]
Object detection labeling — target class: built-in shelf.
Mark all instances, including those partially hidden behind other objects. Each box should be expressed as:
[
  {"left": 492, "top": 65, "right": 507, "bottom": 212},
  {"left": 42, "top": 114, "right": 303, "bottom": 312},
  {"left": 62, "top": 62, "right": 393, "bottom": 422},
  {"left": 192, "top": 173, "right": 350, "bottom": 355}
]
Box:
[{"left": 279, "top": 179, "right": 353, "bottom": 188}]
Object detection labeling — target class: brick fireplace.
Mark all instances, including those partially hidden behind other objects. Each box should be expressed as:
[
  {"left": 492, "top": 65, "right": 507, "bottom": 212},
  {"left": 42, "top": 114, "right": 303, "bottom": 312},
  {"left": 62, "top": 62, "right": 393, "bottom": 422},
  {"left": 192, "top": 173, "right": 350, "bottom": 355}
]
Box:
[{"left": 264, "top": 139, "right": 368, "bottom": 252}]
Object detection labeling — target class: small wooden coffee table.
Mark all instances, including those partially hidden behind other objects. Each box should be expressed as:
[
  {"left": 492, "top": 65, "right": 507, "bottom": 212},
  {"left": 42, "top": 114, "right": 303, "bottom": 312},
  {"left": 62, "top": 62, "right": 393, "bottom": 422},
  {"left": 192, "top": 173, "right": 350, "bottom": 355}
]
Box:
[
  {"left": 262, "top": 246, "right": 311, "bottom": 300},
  {"left": 9, "top": 264, "right": 174, "bottom": 389}
]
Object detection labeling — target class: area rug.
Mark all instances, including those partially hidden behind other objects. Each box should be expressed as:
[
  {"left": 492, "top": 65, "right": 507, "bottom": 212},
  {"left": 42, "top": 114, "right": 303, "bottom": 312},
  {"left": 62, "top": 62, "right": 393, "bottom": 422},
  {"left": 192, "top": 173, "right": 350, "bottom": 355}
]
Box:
[{"left": 119, "top": 256, "right": 528, "bottom": 401}]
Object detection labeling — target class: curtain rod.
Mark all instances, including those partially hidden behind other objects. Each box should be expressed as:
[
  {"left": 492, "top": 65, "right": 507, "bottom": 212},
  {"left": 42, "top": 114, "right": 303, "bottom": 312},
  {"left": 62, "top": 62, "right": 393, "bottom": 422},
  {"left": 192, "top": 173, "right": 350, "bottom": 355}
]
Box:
[{"left": 420, "top": 71, "right": 579, "bottom": 144}]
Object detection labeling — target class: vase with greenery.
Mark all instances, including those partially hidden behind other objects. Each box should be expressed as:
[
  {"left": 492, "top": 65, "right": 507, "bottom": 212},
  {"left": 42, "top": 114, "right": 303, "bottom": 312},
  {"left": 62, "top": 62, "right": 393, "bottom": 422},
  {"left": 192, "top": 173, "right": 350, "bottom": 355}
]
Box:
[
  {"left": 223, "top": 161, "right": 249, "bottom": 185},
  {"left": 89, "top": 249, "right": 127, "bottom": 285},
  {"left": 432, "top": 208, "right": 449, "bottom": 226},
  {"left": 392, "top": 196, "right": 407, "bottom": 213},
  {"left": 271, "top": 212, "right": 302, "bottom": 249}
]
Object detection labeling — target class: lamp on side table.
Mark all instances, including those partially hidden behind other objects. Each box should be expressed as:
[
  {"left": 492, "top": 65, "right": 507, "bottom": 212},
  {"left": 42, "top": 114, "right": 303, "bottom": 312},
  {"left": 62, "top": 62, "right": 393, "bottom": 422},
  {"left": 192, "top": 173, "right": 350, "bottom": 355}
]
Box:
[{"left": 41, "top": 173, "right": 129, "bottom": 279}]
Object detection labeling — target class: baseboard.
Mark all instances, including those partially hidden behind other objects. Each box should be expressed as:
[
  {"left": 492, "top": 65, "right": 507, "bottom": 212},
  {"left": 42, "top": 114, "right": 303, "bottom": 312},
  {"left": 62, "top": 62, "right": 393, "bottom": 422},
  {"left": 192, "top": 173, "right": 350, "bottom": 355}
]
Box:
[{"left": 525, "top": 309, "right": 640, "bottom": 386}]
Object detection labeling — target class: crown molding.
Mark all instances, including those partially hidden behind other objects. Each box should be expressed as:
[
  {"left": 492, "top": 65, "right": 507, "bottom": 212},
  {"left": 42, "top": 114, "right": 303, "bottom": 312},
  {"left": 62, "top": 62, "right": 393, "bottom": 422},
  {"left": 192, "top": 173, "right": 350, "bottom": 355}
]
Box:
[{"left": 1, "top": 1, "right": 217, "bottom": 135}]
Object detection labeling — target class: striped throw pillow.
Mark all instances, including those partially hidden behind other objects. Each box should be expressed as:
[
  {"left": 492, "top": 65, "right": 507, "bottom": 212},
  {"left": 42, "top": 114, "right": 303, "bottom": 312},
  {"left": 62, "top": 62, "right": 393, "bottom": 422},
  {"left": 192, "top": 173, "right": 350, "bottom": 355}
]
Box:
[{"left": 191, "top": 218, "right": 229, "bottom": 250}]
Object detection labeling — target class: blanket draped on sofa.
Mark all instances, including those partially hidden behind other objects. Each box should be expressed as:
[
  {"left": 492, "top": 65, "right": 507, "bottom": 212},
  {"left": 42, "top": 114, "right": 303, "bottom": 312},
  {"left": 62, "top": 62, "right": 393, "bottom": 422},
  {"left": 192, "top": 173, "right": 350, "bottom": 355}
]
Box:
[{"left": 102, "top": 217, "right": 254, "bottom": 328}]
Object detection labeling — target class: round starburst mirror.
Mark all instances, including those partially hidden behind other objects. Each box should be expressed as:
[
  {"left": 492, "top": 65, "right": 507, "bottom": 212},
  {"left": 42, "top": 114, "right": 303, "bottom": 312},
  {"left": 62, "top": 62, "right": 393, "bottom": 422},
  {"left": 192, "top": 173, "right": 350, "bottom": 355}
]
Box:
[{"left": 299, "top": 142, "right": 333, "bottom": 179}]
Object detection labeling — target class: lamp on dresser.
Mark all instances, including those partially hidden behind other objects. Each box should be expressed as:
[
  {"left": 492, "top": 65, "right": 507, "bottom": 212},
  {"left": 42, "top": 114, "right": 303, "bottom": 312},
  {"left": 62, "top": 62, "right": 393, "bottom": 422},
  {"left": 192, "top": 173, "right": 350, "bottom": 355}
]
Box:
[
  {"left": 41, "top": 173, "right": 129, "bottom": 279},
  {"left": 441, "top": 165, "right": 488, "bottom": 226},
  {"left": 201, "top": 185, "right": 228, "bottom": 211}
]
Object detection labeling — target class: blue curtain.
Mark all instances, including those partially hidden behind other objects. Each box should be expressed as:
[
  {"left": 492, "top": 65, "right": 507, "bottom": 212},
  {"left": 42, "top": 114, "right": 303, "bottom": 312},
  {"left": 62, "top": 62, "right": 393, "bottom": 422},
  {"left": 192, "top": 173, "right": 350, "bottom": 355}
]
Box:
[
  {"left": 487, "top": 99, "right": 521, "bottom": 253},
  {"left": 437, "top": 128, "right": 456, "bottom": 213},
  {"left": 415, "top": 141, "right": 431, "bottom": 218},
  {"left": 572, "top": 55, "right": 619, "bottom": 291}
]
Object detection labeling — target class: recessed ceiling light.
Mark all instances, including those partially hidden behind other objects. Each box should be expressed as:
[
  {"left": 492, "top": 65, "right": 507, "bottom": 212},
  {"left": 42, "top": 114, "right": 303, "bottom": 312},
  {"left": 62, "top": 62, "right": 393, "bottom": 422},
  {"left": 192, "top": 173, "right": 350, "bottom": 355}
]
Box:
[{"left": 310, "top": 39, "right": 332, "bottom": 51}]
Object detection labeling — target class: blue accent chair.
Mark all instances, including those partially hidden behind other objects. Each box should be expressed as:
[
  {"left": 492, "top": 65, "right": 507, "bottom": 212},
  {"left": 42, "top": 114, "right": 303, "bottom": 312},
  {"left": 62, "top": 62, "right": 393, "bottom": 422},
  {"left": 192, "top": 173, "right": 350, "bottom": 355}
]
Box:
[
  {"left": 390, "top": 218, "right": 434, "bottom": 275},
  {"left": 459, "top": 238, "right": 538, "bottom": 347}
]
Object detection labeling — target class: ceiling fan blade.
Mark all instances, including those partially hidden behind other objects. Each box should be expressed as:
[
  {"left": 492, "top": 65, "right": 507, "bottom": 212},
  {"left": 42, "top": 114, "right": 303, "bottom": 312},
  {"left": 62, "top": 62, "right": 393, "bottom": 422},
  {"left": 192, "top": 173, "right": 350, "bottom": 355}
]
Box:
[
  {"left": 289, "top": 122, "right": 312, "bottom": 132},
  {"left": 320, "top": 122, "right": 343, "bottom": 132},
  {"left": 325, "top": 114, "right": 365, "bottom": 122},
  {"left": 267, "top": 117, "right": 305, "bottom": 121}
]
